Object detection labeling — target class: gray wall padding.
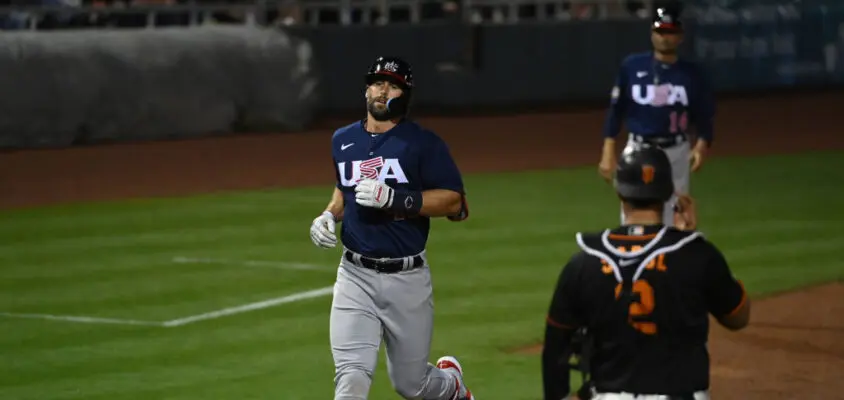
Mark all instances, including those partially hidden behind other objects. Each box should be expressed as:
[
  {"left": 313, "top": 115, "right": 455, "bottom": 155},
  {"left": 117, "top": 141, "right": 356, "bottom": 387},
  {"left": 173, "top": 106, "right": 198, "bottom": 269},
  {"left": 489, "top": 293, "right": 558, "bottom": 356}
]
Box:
[{"left": 0, "top": 25, "right": 319, "bottom": 148}]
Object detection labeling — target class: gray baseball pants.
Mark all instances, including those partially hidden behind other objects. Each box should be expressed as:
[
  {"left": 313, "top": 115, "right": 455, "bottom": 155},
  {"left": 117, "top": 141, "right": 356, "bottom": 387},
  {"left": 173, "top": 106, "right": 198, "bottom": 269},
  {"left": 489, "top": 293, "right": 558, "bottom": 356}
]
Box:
[{"left": 330, "top": 251, "right": 457, "bottom": 400}]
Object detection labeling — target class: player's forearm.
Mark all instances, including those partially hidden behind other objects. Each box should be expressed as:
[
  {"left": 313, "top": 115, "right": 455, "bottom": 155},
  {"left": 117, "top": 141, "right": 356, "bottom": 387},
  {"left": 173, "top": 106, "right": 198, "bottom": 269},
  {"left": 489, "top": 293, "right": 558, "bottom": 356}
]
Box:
[
  {"left": 601, "top": 137, "right": 617, "bottom": 159},
  {"left": 326, "top": 187, "right": 344, "bottom": 221},
  {"left": 603, "top": 137, "right": 616, "bottom": 151},
  {"left": 695, "top": 129, "right": 712, "bottom": 150},
  {"left": 419, "top": 189, "right": 462, "bottom": 217},
  {"left": 695, "top": 120, "right": 714, "bottom": 147},
  {"left": 694, "top": 138, "right": 710, "bottom": 152}
]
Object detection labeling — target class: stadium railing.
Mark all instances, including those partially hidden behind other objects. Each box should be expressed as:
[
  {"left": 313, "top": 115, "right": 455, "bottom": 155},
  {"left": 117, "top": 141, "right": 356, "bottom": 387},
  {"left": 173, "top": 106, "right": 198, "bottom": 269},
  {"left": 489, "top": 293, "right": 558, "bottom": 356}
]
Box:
[{"left": 0, "top": 0, "right": 657, "bottom": 29}]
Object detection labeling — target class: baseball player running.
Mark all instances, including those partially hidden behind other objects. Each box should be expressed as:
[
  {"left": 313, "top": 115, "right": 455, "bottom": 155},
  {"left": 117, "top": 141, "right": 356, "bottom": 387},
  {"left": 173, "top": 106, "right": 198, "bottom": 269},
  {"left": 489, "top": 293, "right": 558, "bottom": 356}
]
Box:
[
  {"left": 598, "top": 6, "right": 716, "bottom": 228},
  {"left": 309, "top": 56, "right": 474, "bottom": 400},
  {"left": 543, "top": 145, "right": 750, "bottom": 400}
]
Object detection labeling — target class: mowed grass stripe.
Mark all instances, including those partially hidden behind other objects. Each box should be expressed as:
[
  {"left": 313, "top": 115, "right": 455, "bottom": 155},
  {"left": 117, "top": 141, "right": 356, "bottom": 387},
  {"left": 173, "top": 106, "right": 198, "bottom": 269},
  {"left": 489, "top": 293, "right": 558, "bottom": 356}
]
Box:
[
  {"left": 1, "top": 253, "right": 332, "bottom": 286},
  {"left": 0, "top": 240, "right": 334, "bottom": 287},
  {"left": 1, "top": 312, "right": 333, "bottom": 398},
  {"left": 0, "top": 205, "right": 313, "bottom": 249},
  {"left": 2, "top": 268, "right": 333, "bottom": 319},
  {"left": 0, "top": 188, "right": 322, "bottom": 221},
  {"left": 740, "top": 260, "right": 842, "bottom": 295},
  {"left": 0, "top": 220, "right": 307, "bottom": 257},
  {"left": 0, "top": 255, "right": 321, "bottom": 282}
]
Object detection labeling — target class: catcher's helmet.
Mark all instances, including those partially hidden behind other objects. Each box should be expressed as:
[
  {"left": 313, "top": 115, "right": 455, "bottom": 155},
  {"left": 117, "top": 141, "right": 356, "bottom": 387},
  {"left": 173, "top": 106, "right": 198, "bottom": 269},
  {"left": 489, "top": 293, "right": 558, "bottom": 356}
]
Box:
[
  {"left": 614, "top": 145, "right": 674, "bottom": 203},
  {"left": 652, "top": 6, "right": 683, "bottom": 33},
  {"left": 365, "top": 56, "right": 414, "bottom": 119}
]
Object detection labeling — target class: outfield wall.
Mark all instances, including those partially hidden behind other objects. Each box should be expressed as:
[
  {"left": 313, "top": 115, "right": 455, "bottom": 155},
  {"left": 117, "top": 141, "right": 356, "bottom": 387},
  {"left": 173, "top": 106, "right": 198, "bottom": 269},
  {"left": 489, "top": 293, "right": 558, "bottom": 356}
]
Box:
[
  {"left": 287, "top": 3, "right": 844, "bottom": 114},
  {"left": 1, "top": 1, "right": 843, "bottom": 149},
  {"left": 0, "top": 26, "right": 318, "bottom": 149}
]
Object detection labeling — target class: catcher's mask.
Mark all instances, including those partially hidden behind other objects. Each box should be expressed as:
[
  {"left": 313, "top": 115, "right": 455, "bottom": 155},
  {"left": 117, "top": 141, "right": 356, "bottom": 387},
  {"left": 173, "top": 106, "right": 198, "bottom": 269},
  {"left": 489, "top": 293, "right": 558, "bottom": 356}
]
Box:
[
  {"left": 365, "top": 56, "right": 414, "bottom": 121},
  {"left": 614, "top": 144, "right": 674, "bottom": 203}
]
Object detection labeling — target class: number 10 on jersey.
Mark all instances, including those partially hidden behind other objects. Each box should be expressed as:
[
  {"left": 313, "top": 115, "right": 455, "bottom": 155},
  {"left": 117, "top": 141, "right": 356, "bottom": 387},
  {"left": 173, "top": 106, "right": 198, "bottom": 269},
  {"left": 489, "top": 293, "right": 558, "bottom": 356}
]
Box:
[{"left": 669, "top": 110, "right": 688, "bottom": 134}]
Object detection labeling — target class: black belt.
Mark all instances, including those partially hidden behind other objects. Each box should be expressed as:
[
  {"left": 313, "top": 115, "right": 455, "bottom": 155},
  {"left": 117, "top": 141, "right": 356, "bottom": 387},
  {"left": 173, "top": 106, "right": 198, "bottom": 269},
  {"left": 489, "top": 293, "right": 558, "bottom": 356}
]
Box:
[
  {"left": 631, "top": 133, "right": 687, "bottom": 148},
  {"left": 343, "top": 250, "right": 424, "bottom": 274}
]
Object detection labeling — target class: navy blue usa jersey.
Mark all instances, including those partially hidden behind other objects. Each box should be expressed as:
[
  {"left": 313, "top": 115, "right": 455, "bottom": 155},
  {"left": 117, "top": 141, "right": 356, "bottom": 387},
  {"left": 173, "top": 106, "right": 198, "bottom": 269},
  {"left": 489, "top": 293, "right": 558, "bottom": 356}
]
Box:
[
  {"left": 332, "top": 119, "right": 465, "bottom": 258},
  {"left": 603, "top": 52, "right": 716, "bottom": 143}
]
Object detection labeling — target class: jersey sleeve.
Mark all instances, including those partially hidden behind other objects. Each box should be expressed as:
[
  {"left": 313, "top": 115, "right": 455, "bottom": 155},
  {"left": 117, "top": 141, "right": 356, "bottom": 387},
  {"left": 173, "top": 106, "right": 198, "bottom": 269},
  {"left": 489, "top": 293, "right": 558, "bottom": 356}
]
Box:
[
  {"left": 333, "top": 156, "right": 343, "bottom": 190},
  {"left": 331, "top": 131, "right": 342, "bottom": 189},
  {"left": 703, "top": 243, "right": 746, "bottom": 317},
  {"left": 602, "top": 59, "right": 630, "bottom": 139},
  {"left": 419, "top": 135, "right": 465, "bottom": 193},
  {"left": 547, "top": 252, "right": 586, "bottom": 330},
  {"left": 690, "top": 64, "right": 716, "bottom": 145}
]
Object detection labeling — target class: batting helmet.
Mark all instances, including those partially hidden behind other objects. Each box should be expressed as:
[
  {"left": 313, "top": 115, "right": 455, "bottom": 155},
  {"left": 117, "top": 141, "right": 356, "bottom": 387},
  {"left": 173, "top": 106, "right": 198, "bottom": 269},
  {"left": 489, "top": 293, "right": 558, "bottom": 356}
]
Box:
[
  {"left": 652, "top": 6, "right": 683, "bottom": 33},
  {"left": 365, "top": 56, "right": 414, "bottom": 120},
  {"left": 614, "top": 145, "right": 674, "bottom": 203}
]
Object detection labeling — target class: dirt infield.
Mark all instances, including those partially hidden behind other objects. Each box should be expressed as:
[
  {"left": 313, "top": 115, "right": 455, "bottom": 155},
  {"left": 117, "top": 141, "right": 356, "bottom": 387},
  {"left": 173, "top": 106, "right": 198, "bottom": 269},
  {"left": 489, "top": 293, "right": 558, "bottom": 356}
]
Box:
[
  {"left": 2, "top": 90, "right": 843, "bottom": 398},
  {"left": 707, "top": 283, "right": 844, "bottom": 399}
]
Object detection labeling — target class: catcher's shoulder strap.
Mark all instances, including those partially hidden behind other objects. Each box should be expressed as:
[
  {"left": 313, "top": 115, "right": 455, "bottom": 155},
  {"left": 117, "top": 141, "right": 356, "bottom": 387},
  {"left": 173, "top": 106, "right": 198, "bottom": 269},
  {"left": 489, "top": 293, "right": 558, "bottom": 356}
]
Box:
[{"left": 575, "top": 227, "right": 704, "bottom": 284}]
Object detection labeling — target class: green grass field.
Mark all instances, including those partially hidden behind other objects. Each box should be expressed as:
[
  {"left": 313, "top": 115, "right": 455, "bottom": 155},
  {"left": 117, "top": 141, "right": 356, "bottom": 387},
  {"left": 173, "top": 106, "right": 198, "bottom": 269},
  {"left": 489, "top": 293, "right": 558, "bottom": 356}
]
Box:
[{"left": 1, "top": 151, "right": 843, "bottom": 400}]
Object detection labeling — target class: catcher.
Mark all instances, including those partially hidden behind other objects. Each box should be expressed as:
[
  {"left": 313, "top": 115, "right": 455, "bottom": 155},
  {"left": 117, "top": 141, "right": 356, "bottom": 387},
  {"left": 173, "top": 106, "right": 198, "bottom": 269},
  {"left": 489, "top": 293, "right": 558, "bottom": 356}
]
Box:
[{"left": 542, "top": 145, "right": 749, "bottom": 400}]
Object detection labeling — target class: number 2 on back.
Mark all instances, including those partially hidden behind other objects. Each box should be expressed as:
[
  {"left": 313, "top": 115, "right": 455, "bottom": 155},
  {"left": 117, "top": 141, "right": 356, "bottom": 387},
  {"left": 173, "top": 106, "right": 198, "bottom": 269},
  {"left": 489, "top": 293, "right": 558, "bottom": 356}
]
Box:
[
  {"left": 669, "top": 110, "right": 688, "bottom": 134},
  {"left": 615, "top": 280, "right": 657, "bottom": 335},
  {"left": 611, "top": 246, "right": 664, "bottom": 335}
]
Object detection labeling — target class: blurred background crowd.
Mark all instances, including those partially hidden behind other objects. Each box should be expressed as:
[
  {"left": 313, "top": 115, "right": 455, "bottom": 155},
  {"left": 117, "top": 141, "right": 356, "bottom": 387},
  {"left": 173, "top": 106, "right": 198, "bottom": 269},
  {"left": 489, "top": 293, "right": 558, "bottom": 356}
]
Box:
[{"left": 0, "top": 0, "right": 672, "bottom": 30}]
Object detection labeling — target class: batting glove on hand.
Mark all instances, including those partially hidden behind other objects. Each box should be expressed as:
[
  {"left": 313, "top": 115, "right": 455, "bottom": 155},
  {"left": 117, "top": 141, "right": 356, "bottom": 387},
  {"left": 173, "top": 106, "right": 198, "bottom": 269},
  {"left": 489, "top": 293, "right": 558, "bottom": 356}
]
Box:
[
  {"left": 310, "top": 211, "right": 337, "bottom": 249},
  {"left": 354, "top": 178, "right": 394, "bottom": 209}
]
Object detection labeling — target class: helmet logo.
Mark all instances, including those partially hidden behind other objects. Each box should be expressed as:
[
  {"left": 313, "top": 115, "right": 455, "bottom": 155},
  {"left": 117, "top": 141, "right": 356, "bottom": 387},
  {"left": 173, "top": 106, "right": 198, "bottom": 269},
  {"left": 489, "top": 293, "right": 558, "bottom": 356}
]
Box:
[
  {"left": 383, "top": 61, "right": 399, "bottom": 73},
  {"left": 642, "top": 165, "right": 655, "bottom": 184}
]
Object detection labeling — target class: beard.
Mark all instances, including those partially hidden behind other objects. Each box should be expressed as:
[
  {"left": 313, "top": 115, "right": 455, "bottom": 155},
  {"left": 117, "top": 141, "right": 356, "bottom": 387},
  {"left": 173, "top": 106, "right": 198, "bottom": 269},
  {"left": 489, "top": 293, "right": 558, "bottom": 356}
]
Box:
[{"left": 366, "top": 96, "right": 394, "bottom": 121}]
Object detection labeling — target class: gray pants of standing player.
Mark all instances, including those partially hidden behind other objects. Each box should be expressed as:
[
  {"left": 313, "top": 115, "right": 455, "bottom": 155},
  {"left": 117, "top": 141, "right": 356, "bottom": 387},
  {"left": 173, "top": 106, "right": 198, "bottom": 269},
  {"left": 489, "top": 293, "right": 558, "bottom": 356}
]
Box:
[{"left": 330, "top": 250, "right": 457, "bottom": 400}]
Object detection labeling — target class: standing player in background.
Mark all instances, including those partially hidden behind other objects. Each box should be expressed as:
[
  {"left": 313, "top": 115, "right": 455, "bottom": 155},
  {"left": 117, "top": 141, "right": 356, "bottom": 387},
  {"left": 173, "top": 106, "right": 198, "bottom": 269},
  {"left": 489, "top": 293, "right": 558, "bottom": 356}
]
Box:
[
  {"left": 543, "top": 145, "right": 750, "bottom": 400},
  {"left": 308, "top": 56, "right": 474, "bottom": 400},
  {"left": 598, "top": 6, "right": 716, "bottom": 227}
]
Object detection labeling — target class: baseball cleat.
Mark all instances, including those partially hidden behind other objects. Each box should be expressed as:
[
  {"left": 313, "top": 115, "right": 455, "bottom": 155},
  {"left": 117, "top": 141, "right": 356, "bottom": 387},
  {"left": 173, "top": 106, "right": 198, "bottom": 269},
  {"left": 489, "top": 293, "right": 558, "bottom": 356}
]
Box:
[{"left": 436, "top": 356, "right": 475, "bottom": 400}]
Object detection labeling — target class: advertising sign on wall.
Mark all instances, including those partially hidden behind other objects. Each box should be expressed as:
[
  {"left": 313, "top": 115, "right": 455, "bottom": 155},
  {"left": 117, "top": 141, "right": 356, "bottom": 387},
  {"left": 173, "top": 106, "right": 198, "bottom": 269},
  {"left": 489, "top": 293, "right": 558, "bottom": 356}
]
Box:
[{"left": 683, "top": 0, "right": 844, "bottom": 90}]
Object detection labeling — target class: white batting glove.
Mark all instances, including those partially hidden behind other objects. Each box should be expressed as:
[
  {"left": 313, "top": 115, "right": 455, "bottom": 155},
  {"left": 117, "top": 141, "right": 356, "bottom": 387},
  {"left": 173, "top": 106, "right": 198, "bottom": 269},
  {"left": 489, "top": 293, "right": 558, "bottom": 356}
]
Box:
[
  {"left": 354, "top": 178, "right": 394, "bottom": 209},
  {"left": 309, "top": 211, "right": 337, "bottom": 248}
]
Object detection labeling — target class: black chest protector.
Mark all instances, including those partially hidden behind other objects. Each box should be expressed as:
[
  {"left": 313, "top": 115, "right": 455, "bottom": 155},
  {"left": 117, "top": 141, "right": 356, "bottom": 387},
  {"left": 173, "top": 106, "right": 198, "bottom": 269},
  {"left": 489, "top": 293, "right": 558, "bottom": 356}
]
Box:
[{"left": 575, "top": 226, "right": 703, "bottom": 340}]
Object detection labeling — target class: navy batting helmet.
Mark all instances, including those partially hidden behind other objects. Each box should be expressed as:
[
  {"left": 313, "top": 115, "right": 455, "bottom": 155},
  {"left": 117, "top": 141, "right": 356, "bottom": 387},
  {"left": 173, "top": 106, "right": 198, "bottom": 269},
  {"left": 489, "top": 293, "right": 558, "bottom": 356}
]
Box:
[
  {"left": 614, "top": 145, "right": 674, "bottom": 203},
  {"left": 652, "top": 6, "right": 683, "bottom": 33},
  {"left": 365, "top": 56, "right": 414, "bottom": 120},
  {"left": 365, "top": 56, "right": 414, "bottom": 90}
]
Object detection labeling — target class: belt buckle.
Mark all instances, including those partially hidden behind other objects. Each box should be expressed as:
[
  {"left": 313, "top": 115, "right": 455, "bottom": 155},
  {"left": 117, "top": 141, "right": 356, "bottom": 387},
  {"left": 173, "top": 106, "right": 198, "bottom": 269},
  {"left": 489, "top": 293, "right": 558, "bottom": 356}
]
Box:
[{"left": 375, "top": 257, "right": 395, "bottom": 273}]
